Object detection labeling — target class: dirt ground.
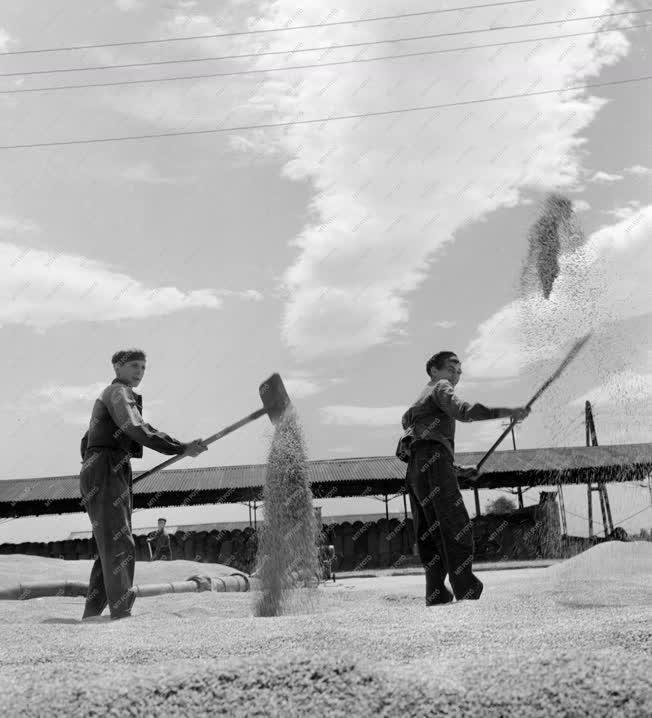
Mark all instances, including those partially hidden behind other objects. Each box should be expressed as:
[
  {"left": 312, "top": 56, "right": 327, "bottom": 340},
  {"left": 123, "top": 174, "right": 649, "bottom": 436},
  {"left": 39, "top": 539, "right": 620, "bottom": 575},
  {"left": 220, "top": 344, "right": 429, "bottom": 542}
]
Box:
[{"left": 1, "top": 542, "right": 650, "bottom": 717}]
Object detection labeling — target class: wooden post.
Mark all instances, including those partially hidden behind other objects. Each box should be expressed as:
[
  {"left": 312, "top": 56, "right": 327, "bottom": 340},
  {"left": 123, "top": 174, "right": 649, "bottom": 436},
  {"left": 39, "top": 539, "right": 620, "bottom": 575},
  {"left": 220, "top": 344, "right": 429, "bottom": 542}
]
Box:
[
  {"left": 598, "top": 488, "right": 607, "bottom": 537},
  {"left": 603, "top": 485, "right": 614, "bottom": 535},
  {"left": 474, "top": 487, "right": 481, "bottom": 518},
  {"left": 557, "top": 483, "right": 568, "bottom": 535},
  {"left": 585, "top": 401, "right": 601, "bottom": 538}
]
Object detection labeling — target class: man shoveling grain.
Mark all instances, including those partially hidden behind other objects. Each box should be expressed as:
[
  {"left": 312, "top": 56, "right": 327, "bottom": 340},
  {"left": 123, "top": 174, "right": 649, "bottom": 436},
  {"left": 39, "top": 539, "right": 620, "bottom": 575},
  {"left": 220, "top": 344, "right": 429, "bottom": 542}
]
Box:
[
  {"left": 79, "top": 349, "right": 207, "bottom": 621},
  {"left": 396, "top": 352, "right": 529, "bottom": 605}
]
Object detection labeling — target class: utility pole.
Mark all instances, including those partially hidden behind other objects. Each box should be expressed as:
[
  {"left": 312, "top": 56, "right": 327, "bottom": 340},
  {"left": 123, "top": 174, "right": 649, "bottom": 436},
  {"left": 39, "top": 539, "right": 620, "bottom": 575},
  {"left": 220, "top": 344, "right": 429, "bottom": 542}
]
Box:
[{"left": 585, "top": 401, "right": 614, "bottom": 538}]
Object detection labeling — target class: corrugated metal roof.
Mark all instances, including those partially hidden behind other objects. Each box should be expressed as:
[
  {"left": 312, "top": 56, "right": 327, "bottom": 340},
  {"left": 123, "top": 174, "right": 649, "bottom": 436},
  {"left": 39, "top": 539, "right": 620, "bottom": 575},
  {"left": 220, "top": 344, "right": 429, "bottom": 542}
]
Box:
[
  {"left": 0, "top": 475, "right": 80, "bottom": 504},
  {"left": 0, "top": 443, "right": 650, "bottom": 513}
]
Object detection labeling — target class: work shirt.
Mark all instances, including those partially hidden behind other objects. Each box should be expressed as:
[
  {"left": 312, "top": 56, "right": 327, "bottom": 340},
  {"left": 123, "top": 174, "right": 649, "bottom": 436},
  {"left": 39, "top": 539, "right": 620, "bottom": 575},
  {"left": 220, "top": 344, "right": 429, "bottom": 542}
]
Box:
[
  {"left": 80, "top": 378, "right": 185, "bottom": 459},
  {"left": 398, "top": 379, "right": 500, "bottom": 461}
]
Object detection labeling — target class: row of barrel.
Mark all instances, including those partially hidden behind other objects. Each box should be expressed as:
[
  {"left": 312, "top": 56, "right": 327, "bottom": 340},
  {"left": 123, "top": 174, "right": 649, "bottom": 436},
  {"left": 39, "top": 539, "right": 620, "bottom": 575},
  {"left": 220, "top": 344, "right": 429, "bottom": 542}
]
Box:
[{"left": 0, "top": 504, "right": 563, "bottom": 569}]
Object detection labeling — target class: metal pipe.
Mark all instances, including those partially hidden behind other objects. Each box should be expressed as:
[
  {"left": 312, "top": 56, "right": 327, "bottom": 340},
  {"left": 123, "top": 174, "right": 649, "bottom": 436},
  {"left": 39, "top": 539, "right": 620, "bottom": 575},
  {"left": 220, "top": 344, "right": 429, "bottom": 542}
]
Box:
[{"left": 0, "top": 574, "right": 253, "bottom": 600}]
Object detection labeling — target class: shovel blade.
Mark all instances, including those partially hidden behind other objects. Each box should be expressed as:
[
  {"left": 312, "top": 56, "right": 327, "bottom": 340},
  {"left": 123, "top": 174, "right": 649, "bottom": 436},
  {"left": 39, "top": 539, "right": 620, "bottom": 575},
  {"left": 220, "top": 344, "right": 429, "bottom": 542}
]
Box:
[{"left": 259, "top": 373, "right": 292, "bottom": 425}]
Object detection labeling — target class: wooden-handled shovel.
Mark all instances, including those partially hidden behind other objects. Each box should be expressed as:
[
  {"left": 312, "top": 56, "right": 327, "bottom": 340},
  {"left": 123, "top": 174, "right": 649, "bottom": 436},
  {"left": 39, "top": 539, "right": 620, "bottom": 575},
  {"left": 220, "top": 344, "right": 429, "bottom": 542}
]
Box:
[
  {"left": 132, "top": 373, "right": 291, "bottom": 487},
  {"left": 474, "top": 333, "right": 592, "bottom": 475}
]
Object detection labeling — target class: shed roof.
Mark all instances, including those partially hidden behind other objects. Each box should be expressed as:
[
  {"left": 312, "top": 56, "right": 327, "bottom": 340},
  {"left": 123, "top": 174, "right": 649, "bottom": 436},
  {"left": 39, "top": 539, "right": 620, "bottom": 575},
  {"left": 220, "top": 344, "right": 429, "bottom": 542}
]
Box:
[{"left": 1, "top": 442, "right": 650, "bottom": 518}]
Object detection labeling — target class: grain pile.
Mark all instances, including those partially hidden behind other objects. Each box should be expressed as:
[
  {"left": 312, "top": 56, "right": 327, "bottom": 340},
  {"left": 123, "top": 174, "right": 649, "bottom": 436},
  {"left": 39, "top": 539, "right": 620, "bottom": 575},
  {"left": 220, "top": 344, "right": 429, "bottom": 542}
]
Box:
[
  {"left": 1, "top": 544, "right": 651, "bottom": 717},
  {"left": 253, "top": 407, "right": 320, "bottom": 617}
]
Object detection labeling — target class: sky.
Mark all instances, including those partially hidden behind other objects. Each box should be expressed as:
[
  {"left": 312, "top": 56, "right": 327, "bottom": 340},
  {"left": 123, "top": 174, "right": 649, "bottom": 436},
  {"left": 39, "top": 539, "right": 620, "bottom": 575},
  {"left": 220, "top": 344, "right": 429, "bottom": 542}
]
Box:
[{"left": 1, "top": 0, "right": 651, "bottom": 543}]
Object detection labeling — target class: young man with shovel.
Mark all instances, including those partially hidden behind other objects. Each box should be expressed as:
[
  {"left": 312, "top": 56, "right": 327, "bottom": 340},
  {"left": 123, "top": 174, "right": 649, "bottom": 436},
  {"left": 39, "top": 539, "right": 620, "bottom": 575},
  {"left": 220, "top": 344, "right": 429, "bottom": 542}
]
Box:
[
  {"left": 79, "top": 348, "right": 207, "bottom": 621},
  {"left": 397, "top": 351, "right": 529, "bottom": 606}
]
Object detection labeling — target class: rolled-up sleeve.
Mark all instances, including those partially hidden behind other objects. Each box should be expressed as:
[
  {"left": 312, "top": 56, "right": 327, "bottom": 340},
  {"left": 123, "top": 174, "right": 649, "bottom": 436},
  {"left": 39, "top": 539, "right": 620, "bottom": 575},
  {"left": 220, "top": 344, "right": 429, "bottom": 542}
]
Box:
[
  {"left": 105, "top": 385, "right": 186, "bottom": 455},
  {"left": 431, "top": 380, "right": 500, "bottom": 422}
]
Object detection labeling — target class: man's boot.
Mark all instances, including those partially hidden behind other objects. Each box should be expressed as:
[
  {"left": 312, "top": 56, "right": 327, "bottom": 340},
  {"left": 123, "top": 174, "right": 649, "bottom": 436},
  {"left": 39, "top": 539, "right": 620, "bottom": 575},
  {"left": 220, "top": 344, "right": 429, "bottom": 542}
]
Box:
[
  {"left": 110, "top": 588, "right": 136, "bottom": 621},
  {"left": 453, "top": 573, "right": 483, "bottom": 601},
  {"left": 425, "top": 568, "right": 453, "bottom": 606}
]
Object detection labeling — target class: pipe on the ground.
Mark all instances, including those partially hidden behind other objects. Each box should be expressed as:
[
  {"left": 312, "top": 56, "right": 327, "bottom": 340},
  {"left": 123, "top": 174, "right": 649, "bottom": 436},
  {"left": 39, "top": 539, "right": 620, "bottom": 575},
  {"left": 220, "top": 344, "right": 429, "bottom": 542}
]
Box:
[
  {"left": 0, "top": 581, "right": 88, "bottom": 600},
  {"left": 0, "top": 573, "right": 254, "bottom": 600}
]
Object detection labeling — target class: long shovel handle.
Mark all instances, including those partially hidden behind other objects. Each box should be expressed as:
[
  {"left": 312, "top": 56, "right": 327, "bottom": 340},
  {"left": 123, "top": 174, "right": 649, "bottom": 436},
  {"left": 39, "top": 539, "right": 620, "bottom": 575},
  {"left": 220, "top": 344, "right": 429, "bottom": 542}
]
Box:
[
  {"left": 475, "top": 333, "right": 591, "bottom": 472},
  {"left": 132, "top": 407, "right": 266, "bottom": 486}
]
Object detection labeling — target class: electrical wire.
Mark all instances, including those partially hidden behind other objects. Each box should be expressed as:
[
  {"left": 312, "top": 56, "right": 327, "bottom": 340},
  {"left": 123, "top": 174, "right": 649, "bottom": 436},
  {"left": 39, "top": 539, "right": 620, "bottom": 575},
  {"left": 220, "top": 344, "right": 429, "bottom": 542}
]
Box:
[
  {"left": 2, "top": 73, "right": 649, "bottom": 150},
  {"left": 4, "top": 22, "right": 650, "bottom": 96},
  {"left": 0, "top": 1, "right": 537, "bottom": 56},
  {"left": 0, "top": 9, "right": 648, "bottom": 79},
  {"left": 616, "top": 504, "right": 652, "bottom": 526}
]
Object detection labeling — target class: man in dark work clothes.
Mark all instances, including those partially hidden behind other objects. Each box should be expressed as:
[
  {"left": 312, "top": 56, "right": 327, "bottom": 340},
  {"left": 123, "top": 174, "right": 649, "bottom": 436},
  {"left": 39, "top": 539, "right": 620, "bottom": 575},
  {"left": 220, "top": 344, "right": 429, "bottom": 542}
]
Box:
[
  {"left": 397, "top": 351, "right": 529, "bottom": 605},
  {"left": 147, "top": 518, "right": 172, "bottom": 561},
  {"left": 79, "top": 349, "right": 207, "bottom": 621}
]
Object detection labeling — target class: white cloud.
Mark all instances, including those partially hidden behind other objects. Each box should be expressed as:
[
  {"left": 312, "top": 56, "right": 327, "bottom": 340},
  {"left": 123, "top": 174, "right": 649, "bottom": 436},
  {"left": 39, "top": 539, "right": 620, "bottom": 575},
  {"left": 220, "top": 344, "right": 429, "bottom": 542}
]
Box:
[
  {"left": 625, "top": 165, "right": 652, "bottom": 176},
  {"left": 19, "top": 382, "right": 167, "bottom": 425},
  {"left": 455, "top": 420, "right": 508, "bottom": 453},
  {"left": 0, "top": 216, "right": 40, "bottom": 233},
  {"left": 573, "top": 199, "right": 591, "bottom": 212},
  {"left": 35, "top": 382, "right": 107, "bottom": 407},
  {"left": 603, "top": 199, "right": 641, "bottom": 221},
  {"left": 115, "top": 0, "right": 143, "bottom": 10},
  {"left": 216, "top": 288, "right": 263, "bottom": 301},
  {"left": 320, "top": 405, "right": 404, "bottom": 426},
  {"left": 464, "top": 205, "right": 652, "bottom": 380},
  {"left": 284, "top": 373, "right": 347, "bottom": 399},
  {"left": 121, "top": 162, "right": 188, "bottom": 185},
  {"left": 570, "top": 371, "right": 652, "bottom": 407},
  {"left": 94, "top": 1, "right": 631, "bottom": 359},
  {"left": 590, "top": 171, "right": 624, "bottom": 184},
  {"left": 434, "top": 320, "right": 457, "bottom": 329},
  {"left": 284, "top": 377, "right": 323, "bottom": 399},
  {"left": 0, "top": 28, "right": 12, "bottom": 51},
  {"left": 0, "top": 241, "right": 245, "bottom": 328},
  {"left": 20, "top": 382, "right": 105, "bottom": 426},
  {"left": 248, "top": 1, "right": 629, "bottom": 359}
]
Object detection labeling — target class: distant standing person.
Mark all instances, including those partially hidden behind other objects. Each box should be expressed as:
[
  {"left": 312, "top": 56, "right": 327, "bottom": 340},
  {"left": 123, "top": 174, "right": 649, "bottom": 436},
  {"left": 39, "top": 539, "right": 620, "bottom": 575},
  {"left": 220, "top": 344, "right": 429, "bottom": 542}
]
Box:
[
  {"left": 397, "top": 351, "right": 529, "bottom": 605},
  {"left": 147, "top": 518, "right": 172, "bottom": 561},
  {"left": 79, "top": 349, "right": 207, "bottom": 621}
]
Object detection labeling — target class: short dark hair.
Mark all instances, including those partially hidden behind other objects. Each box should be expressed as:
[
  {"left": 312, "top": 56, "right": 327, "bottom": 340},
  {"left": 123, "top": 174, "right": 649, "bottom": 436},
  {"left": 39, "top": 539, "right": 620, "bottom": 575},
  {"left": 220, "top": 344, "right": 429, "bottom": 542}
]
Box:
[
  {"left": 158, "top": 518, "right": 166, "bottom": 523},
  {"left": 426, "top": 351, "right": 458, "bottom": 377},
  {"left": 112, "top": 348, "right": 146, "bottom": 365}
]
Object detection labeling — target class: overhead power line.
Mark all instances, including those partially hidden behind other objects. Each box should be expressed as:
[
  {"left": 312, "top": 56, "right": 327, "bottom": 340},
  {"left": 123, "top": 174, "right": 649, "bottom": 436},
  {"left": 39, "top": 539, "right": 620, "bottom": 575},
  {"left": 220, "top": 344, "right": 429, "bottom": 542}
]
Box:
[
  {"left": 0, "top": 9, "right": 649, "bottom": 79},
  {"left": 1, "top": 73, "right": 649, "bottom": 151},
  {"left": 3, "top": 22, "right": 650, "bottom": 96},
  {"left": 0, "top": 1, "right": 536, "bottom": 56},
  {"left": 616, "top": 505, "right": 652, "bottom": 525}
]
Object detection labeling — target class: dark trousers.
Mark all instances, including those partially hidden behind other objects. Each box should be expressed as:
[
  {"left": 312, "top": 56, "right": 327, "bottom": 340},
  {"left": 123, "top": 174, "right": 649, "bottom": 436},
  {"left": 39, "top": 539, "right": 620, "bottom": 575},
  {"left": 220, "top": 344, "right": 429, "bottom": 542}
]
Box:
[
  {"left": 406, "top": 443, "right": 482, "bottom": 601},
  {"left": 79, "top": 448, "right": 136, "bottom": 618},
  {"left": 153, "top": 546, "right": 171, "bottom": 561}
]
